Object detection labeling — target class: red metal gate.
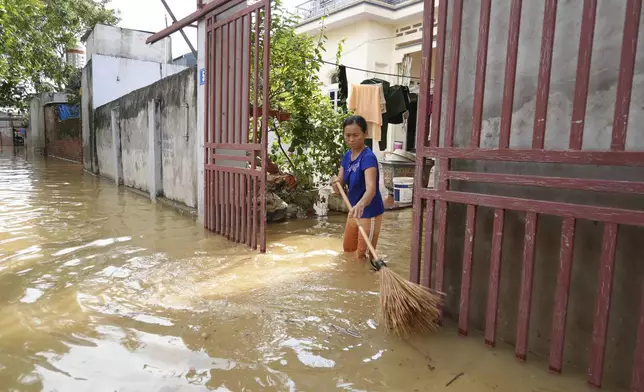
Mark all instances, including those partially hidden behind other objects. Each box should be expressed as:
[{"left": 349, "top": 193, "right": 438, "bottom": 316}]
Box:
[
  {"left": 204, "top": 0, "right": 271, "bottom": 251},
  {"left": 411, "top": 0, "right": 644, "bottom": 389}
]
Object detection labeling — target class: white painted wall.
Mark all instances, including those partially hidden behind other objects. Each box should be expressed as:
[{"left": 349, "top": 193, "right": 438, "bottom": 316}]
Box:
[
  {"left": 92, "top": 55, "right": 188, "bottom": 108},
  {"left": 85, "top": 24, "right": 172, "bottom": 63}
]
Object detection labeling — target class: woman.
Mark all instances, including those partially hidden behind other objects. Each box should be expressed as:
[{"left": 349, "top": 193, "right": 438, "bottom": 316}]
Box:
[{"left": 332, "top": 115, "right": 385, "bottom": 260}]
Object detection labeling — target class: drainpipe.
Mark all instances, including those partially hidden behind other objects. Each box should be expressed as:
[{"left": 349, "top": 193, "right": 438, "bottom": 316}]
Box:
[{"left": 183, "top": 104, "right": 190, "bottom": 141}]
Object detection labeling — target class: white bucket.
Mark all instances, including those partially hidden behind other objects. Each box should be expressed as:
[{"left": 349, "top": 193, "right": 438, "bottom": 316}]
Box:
[{"left": 393, "top": 177, "right": 414, "bottom": 204}]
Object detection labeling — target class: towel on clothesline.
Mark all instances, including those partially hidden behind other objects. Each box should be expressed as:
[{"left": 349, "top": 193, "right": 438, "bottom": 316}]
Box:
[{"left": 348, "top": 84, "right": 385, "bottom": 141}]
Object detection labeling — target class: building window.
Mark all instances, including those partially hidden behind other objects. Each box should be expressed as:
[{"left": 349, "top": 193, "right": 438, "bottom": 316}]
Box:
[{"left": 328, "top": 88, "right": 340, "bottom": 110}]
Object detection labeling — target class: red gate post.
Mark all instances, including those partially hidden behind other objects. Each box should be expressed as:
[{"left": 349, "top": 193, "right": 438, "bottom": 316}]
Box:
[
  {"left": 633, "top": 279, "right": 644, "bottom": 392},
  {"left": 588, "top": 223, "right": 619, "bottom": 387},
  {"left": 548, "top": 217, "right": 576, "bottom": 373},
  {"left": 458, "top": 204, "right": 477, "bottom": 336},
  {"left": 484, "top": 208, "right": 505, "bottom": 347},
  {"left": 409, "top": 0, "right": 435, "bottom": 285},
  {"left": 515, "top": 212, "right": 538, "bottom": 360},
  {"left": 569, "top": 0, "right": 597, "bottom": 151}
]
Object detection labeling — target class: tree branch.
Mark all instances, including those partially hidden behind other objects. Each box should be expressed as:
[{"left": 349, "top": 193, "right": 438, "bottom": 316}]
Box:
[{"left": 272, "top": 125, "right": 296, "bottom": 175}]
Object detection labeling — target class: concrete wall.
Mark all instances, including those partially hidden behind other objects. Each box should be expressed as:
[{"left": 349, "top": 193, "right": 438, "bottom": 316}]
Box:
[
  {"left": 85, "top": 24, "right": 172, "bottom": 63},
  {"left": 0, "top": 112, "right": 23, "bottom": 146},
  {"left": 91, "top": 55, "right": 188, "bottom": 108},
  {"left": 434, "top": 1, "right": 644, "bottom": 387},
  {"left": 28, "top": 93, "right": 71, "bottom": 155},
  {"left": 93, "top": 67, "right": 198, "bottom": 208},
  {"left": 95, "top": 109, "right": 115, "bottom": 180},
  {"left": 81, "top": 62, "right": 95, "bottom": 171},
  {"left": 44, "top": 104, "right": 83, "bottom": 162}
]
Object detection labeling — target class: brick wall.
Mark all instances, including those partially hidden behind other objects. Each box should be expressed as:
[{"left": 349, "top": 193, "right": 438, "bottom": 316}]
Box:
[{"left": 44, "top": 105, "right": 83, "bottom": 162}]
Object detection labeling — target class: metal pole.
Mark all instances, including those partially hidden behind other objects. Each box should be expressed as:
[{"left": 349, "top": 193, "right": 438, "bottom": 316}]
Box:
[{"left": 159, "top": 0, "right": 198, "bottom": 57}]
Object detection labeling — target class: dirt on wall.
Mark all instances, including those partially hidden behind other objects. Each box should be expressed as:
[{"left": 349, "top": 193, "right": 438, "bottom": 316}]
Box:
[{"left": 44, "top": 104, "right": 83, "bottom": 162}]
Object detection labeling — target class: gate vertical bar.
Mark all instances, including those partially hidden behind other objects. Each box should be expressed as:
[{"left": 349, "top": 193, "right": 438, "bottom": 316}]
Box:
[
  {"left": 444, "top": 0, "right": 462, "bottom": 148},
  {"left": 458, "top": 204, "right": 477, "bottom": 336},
  {"left": 204, "top": 26, "right": 211, "bottom": 231},
  {"left": 241, "top": 15, "right": 250, "bottom": 245},
  {"left": 222, "top": 24, "right": 229, "bottom": 238},
  {"left": 569, "top": 0, "right": 597, "bottom": 150},
  {"left": 244, "top": 14, "right": 251, "bottom": 146},
  {"left": 232, "top": 21, "right": 239, "bottom": 241},
  {"left": 234, "top": 172, "right": 239, "bottom": 242},
  {"left": 226, "top": 171, "right": 230, "bottom": 239},
  {"left": 633, "top": 280, "right": 644, "bottom": 392},
  {"left": 409, "top": 0, "right": 435, "bottom": 284},
  {"left": 217, "top": 24, "right": 224, "bottom": 146},
  {"left": 422, "top": 199, "right": 435, "bottom": 288},
  {"left": 253, "top": 10, "right": 260, "bottom": 146},
  {"left": 429, "top": 0, "right": 447, "bottom": 147},
  {"left": 470, "top": 0, "right": 491, "bottom": 147},
  {"left": 516, "top": 212, "right": 538, "bottom": 360},
  {"left": 610, "top": 0, "right": 641, "bottom": 151},
  {"left": 259, "top": 0, "right": 270, "bottom": 253},
  {"left": 212, "top": 26, "right": 219, "bottom": 233},
  {"left": 532, "top": 0, "right": 557, "bottom": 149},
  {"left": 213, "top": 29, "right": 221, "bottom": 232},
  {"left": 434, "top": 0, "right": 462, "bottom": 315},
  {"left": 435, "top": 200, "right": 448, "bottom": 317},
  {"left": 588, "top": 223, "right": 619, "bottom": 387},
  {"left": 485, "top": 208, "right": 505, "bottom": 347},
  {"left": 251, "top": 9, "right": 260, "bottom": 250},
  {"left": 498, "top": 0, "right": 522, "bottom": 149},
  {"left": 548, "top": 217, "right": 576, "bottom": 373}
]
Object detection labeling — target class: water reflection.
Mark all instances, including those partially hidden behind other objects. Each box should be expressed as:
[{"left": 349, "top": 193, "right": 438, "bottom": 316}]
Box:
[{"left": 0, "top": 149, "right": 617, "bottom": 391}]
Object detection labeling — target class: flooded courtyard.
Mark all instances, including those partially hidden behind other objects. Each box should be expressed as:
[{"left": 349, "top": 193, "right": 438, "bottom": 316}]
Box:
[{"left": 0, "top": 148, "right": 614, "bottom": 391}]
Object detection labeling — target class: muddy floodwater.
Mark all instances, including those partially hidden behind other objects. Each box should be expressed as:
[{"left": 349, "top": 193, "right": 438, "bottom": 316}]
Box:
[{"left": 0, "top": 148, "right": 616, "bottom": 391}]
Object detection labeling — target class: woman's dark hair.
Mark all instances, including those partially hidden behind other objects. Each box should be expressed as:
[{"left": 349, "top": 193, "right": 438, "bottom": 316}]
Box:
[{"left": 343, "top": 115, "right": 368, "bottom": 133}]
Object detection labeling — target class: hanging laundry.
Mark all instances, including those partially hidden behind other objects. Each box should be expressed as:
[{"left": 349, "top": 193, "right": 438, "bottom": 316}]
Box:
[
  {"left": 387, "top": 85, "right": 411, "bottom": 125},
  {"left": 361, "top": 78, "right": 391, "bottom": 151},
  {"left": 405, "top": 93, "right": 432, "bottom": 152},
  {"left": 348, "top": 84, "right": 384, "bottom": 142},
  {"left": 406, "top": 93, "right": 418, "bottom": 152},
  {"left": 338, "top": 65, "right": 349, "bottom": 110}
]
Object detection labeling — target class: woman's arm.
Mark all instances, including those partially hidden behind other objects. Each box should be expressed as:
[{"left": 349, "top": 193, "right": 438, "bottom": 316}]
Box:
[
  {"left": 332, "top": 167, "right": 345, "bottom": 194},
  {"left": 350, "top": 167, "right": 377, "bottom": 218}
]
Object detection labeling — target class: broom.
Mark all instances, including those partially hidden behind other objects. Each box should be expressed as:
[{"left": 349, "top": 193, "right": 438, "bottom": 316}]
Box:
[{"left": 334, "top": 183, "right": 444, "bottom": 336}]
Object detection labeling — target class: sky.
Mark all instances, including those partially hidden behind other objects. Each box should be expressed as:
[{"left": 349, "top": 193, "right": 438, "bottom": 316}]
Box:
[{"left": 107, "top": 0, "right": 301, "bottom": 59}]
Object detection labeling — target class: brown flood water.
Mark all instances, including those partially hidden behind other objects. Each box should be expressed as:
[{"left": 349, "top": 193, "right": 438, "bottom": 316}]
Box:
[{"left": 0, "top": 148, "right": 615, "bottom": 391}]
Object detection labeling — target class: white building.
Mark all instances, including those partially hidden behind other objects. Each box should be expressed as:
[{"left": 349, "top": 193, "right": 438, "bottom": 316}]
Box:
[
  {"left": 66, "top": 44, "right": 86, "bottom": 69},
  {"left": 80, "top": 24, "right": 189, "bottom": 172},
  {"left": 295, "top": 0, "right": 437, "bottom": 153},
  {"left": 81, "top": 24, "right": 188, "bottom": 109}
]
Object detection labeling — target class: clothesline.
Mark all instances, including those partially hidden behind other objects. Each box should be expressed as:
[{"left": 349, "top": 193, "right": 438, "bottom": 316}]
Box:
[{"left": 319, "top": 60, "right": 422, "bottom": 80}]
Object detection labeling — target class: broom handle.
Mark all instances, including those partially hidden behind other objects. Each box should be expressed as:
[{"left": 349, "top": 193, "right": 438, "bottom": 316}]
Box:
[{"left": 334, "top": 182, "right": 381, "bottom": 260}]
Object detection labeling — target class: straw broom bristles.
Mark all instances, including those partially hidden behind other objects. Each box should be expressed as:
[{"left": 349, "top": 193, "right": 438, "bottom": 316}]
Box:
[
  {"left": 378, "top": 266, "right": 444, "bottom": 336},
  {"left": 334, "top": 183, "right": 443, "bottom": 336}
]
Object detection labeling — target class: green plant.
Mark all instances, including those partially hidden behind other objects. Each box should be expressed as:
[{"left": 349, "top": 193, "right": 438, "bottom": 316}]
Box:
[
  {"left": 263, "top": 3, "right": 348, "bottom": 191},
  {"left": 0, "top": 0, "right": 119, "bottom": 110}
]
